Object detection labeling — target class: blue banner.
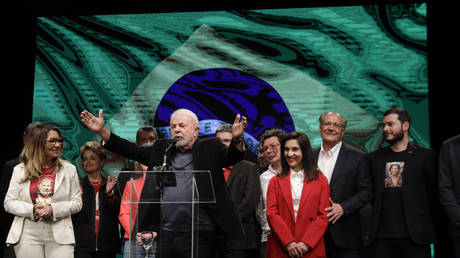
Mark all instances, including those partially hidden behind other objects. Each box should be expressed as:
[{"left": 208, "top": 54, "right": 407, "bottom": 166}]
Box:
[{"left": 156, "top": 119, "right": 260, "bottom": 154}]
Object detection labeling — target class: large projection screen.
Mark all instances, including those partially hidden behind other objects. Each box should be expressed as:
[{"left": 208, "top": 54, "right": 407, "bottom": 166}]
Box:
[{"left": 31, "top": 3, "right": 428, "bottom": 176}]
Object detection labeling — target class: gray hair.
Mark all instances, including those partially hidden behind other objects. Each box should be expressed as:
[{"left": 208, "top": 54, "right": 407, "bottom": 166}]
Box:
[
  {"left": 215, "top": 124, "right": 232, "bottom": 134},
  {"left": 136, "top": 126, "right": 158, "bottom": 143},
  {"left": 170, "top": 109, "right": 199, "bottom": 127}
]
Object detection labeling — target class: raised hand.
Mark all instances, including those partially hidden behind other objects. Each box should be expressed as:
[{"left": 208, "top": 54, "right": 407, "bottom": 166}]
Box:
[
  {"left": 81, "top": 109, "right": 105, "bottom": 132},
  {"left": 232, "top": 114, "right": 247, "bottom": 139},
  {"left": 106, "top": 176, "right": 118, "bottom": 197},
  {"left": 80, "top": 109, "right": 111, "bottom": 142}
]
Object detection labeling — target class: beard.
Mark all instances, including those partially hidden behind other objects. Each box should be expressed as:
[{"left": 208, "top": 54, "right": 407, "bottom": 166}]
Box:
[
  {"left": 384, "top": 130, "right": 404, "bottom": 146},
  {"left": 175, "top": 134, "right": 194, "bottom": 149}
]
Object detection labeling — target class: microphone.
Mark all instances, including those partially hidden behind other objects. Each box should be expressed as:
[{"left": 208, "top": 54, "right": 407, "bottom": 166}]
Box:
[
  {"left": 159, "top": 139, "right": 177, "bottom": 196},
  {"left": 162, "top": 139, "right": 177, "bottom": 167}
]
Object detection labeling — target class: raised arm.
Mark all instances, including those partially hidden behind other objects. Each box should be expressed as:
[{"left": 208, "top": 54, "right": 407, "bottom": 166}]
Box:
[
  {"left": 231, "top": 114, "right": 247, "bottom": 151},
  {"left": 80, "top": 109, "right": 111, "bottom": 143}
]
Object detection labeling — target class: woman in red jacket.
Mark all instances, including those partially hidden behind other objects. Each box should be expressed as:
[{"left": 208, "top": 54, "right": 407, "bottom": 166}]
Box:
[{"left": 266, "top": 131, "right": 330, "bottom": 258}]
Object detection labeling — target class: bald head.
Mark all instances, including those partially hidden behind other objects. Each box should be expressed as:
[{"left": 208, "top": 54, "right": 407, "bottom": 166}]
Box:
[{"left": 319, "top": 112, "right": 347, "bottom": 129}]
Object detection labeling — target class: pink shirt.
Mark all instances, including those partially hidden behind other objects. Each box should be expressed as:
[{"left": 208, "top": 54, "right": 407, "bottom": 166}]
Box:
[{"left": 119, "top": 176, "right": 146, "bottom": 239}]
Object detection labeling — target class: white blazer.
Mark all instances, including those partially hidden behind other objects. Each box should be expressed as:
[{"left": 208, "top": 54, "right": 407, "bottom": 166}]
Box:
[{"left": 4, "top": 160, "right": 82, "bottom": 245}]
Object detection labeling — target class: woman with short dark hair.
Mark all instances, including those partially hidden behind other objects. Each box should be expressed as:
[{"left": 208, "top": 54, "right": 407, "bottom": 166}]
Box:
[{"left": 72, "top": 141, "right": 121, "bottom": 258}]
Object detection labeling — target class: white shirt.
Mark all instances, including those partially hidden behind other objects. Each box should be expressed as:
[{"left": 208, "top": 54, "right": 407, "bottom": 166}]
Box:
[
  {"left": 256, "top": 164, "right": 279, "bottom": 242},
  {"left": 290, "top": 169, "right": 304, "bottom": 221},
  {"left": 317, "top": 141, "right": 342, "bottom": 184}
]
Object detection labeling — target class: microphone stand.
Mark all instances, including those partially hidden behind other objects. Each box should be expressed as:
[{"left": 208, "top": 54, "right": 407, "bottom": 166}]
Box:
[{"left": 159, "top": 139, "right": 176, "bottom": 198}]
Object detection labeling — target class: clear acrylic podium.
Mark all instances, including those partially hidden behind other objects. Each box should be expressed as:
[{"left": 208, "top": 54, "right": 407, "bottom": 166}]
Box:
[{"left": 116, "top": 170, "right": 216, "bottom": 258}]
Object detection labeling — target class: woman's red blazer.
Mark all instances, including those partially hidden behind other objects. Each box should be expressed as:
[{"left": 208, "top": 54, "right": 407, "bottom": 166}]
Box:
[{"left": 266, "top": 171, "right": 330, "bottom": 258}]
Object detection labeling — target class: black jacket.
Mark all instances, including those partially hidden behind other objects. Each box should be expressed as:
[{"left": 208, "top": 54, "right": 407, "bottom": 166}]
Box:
[
  {"left": 104, "top": 133, "right": 247, "bottom": 249},
  {"left": 314, "top": 143, "right": 372, "bottom": 250},
  {"left": 438, "top": 134, "right": 460, "bottom": 236},
  {"left": 72, "top": 175, "right": 121, "bottom": 253},
  {"left": 226, "top": 160, "right": 261, "bottom": 249},
  {"left": 362, "top": 143, "right": 437, "bottom": 244}
]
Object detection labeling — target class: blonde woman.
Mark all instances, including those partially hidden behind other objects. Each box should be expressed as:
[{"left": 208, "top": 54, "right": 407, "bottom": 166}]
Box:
[{"left": 4, "top": 123, "right": 82, "bottom": 258}]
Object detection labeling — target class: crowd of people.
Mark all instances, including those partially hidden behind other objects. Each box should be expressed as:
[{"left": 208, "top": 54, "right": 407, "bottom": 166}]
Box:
[{"left": 0, "top": 106, "right": 459, "bottom": 258}]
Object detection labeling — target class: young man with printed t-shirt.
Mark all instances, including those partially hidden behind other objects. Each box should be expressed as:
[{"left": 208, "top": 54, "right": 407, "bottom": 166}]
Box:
[{"left": 359, "top": 107, "right": 437, "bottom": 258}]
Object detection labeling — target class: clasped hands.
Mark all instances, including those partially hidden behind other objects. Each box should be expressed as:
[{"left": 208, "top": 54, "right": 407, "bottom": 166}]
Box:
[
  {"left": 286, "top": 241, "right": 309, "bottom": 258},
  {"left": 135, "top": 231, "right": 158, "bottom": 249},
  {"left": 34, "top": 203, "right": 53, "bottom": 219}
]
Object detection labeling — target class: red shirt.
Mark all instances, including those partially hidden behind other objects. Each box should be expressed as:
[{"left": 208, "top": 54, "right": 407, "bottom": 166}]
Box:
[
  {"left": 30, "top": 166, "right": 56, "bottom": 205},
  {"left": 90, "top": 180, "right": 102, "bottom": 235},
  {"left": 222, "top": 166, "right": 233, "bottom": 182}
]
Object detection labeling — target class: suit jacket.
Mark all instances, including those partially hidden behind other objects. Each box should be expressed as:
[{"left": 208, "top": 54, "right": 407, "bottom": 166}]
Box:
[
  {"left": 438, "top": 134, "right": 460, "bottom": 236},
  {"left": 313, "top": 143, "right": 372, "bottom": 249},
  {"left": 361, "top": 143, "right": 437, "bottom": 244},
  {"left": 4, "top": 160, "right": 82, "bottom": 245},
  {"left": 103, "top": 133, "right": 247, "bottom": 249},
  {"left": 226, "top": 160, "right": 261, "bottom": 249},
  {"left": 266, "top": 172, "right": 330, "bottom": 258}
]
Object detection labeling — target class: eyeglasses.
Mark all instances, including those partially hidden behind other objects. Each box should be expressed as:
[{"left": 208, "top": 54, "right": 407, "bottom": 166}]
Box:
[
  {"left": 47, "top": 138, "right": 64, "bottom": 145},
  {"left": 320, "top": 122, "right": 345, "bottom": 128}
]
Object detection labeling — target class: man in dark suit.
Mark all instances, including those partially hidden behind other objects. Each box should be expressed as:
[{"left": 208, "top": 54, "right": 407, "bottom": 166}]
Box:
[
  {"left": 80, "top": 108, "right": 248, "bottom": 258},
  {"left": 439, "top": 134, "right": 460, "bottom": 257},
  {"left": 0, "top": 122, "right": 41, "bottom": 258},
  {"left": 215, "top": 124, "right": 261, "bottom": 258},
  {"left": 313, "top": 112, "right": 372, "bottom": 258},
  {"left": 360, "top": 107, "right": 437, "bottom": 258}
]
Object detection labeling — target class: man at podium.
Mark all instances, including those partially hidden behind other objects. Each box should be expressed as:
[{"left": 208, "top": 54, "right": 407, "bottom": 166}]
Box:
[{"left": 81, "top": 108, "right": 248, "bottom": 258}]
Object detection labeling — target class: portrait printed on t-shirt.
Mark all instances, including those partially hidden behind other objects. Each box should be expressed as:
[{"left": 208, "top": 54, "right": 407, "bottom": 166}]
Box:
[
  {"left": 384, "top": 162, "right": 404, "bottom": 188},
  {"left": 35, "top": 176, "right": 55, "bottom": 205}
]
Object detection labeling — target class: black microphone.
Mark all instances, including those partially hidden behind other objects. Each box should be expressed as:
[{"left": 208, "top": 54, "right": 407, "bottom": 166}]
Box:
[
  {"left": 159, "top": 139, "right": 177, "bottom": 196},
  {"left": 162, "top": 139, "right": 177, "bottom": 166}
]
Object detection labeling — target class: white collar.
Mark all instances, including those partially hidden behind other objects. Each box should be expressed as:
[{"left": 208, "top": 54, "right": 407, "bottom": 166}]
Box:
[
  {"left": 267, "top": 164, "right": 280, "bottom": 175},
  {"left": 320, "top": 141, "right": 342, "bottom": 156},
  {"left": 290, "top": 168, "right": 304, "bottom": 180}
]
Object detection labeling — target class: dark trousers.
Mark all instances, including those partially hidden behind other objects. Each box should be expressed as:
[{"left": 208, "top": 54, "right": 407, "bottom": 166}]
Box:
[
  {"left": 373, "top": 238, "right": 430, "bottom": 258},
  {"left": 226, "top": 249, "right": 258, "bottom": 258},
  {"left": 324, "top": 232, "right": 360, "bottom": 258},
  {"left": 2, "top": 245, "right": 15, "bottom": 258},
  {"left": 453, "top": 236, "right": 460, "bottom": 258},
  {"left": 259, "top": 241, "right": 266, "bottom": 258},
  {"left": 215, "top": 236, "right": 258, "bottom": 258},
  {"left": 159, "top": 229, "right": 216, "bottom": 258}
]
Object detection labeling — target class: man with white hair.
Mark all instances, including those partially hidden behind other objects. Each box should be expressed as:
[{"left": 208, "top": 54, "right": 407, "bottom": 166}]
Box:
[
  {"left": 313, "top": 112, "right": 372, "bottom": 258},
  {"left": 81, "top": 108, "right": 248, "bottom": 258}
]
